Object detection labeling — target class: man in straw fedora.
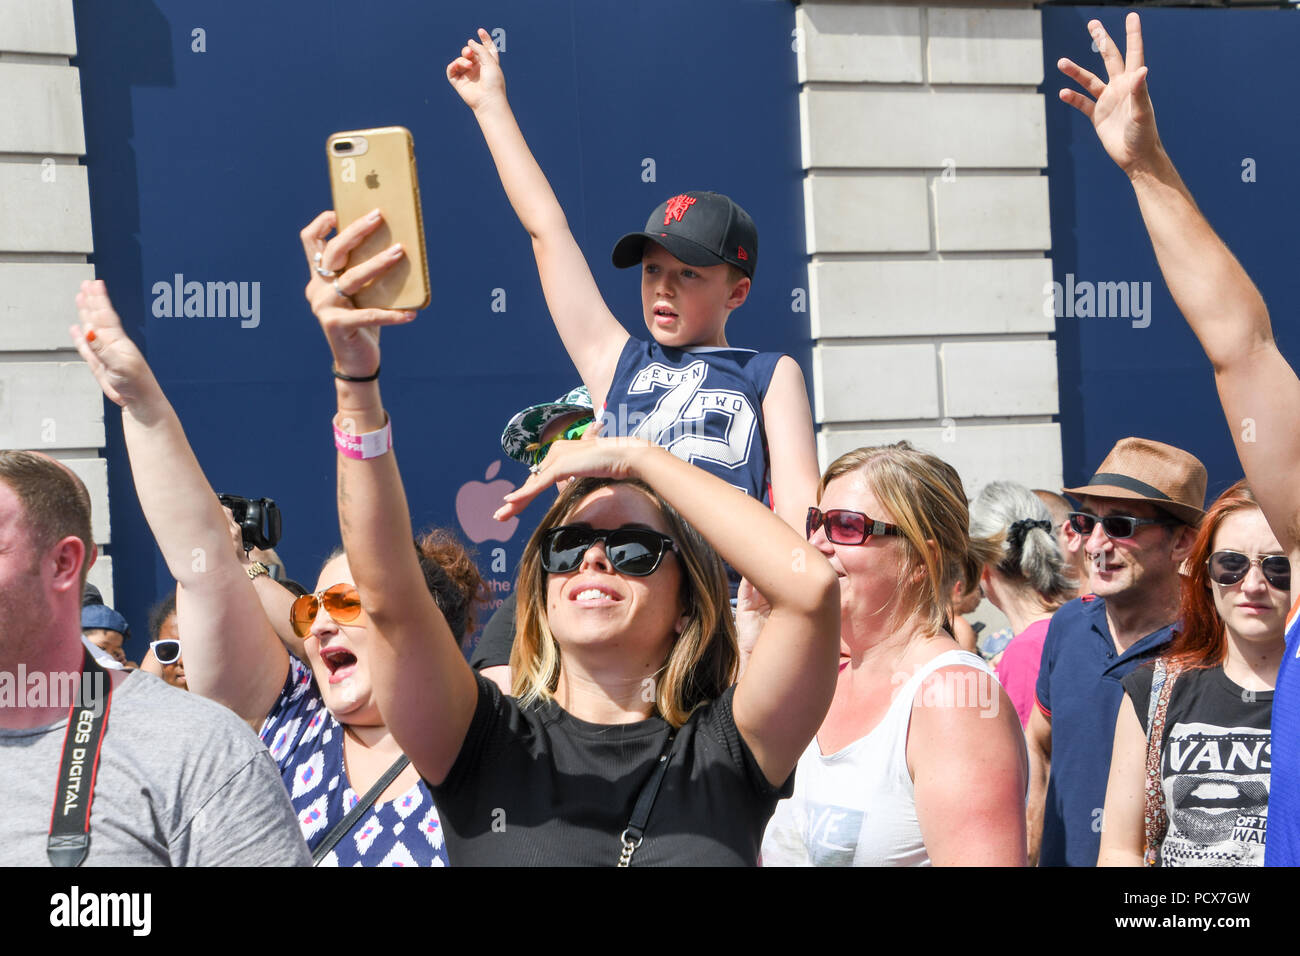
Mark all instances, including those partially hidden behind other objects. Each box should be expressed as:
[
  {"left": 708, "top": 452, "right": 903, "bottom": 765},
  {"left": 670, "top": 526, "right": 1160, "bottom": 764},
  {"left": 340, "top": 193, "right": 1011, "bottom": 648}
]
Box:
[{"left": 1026, "top": 437, "right": 1205, "bottom": 866}]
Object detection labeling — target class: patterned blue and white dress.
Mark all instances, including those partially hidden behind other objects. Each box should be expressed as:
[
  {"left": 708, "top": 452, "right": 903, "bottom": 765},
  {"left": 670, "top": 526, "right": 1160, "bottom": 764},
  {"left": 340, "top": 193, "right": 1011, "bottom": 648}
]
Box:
[{"left": 259, "top": 658, "right": 449, "bottom": 866}]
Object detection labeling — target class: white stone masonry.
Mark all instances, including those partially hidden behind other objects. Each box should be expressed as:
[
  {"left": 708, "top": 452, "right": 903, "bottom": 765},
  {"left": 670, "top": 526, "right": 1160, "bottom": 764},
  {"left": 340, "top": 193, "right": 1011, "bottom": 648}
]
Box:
[
  {"left": 0, "top": 0, "right": 112, "bottom": 601},
  {"left": 798, "top": 1, "right": 1062, "bottom": 499}
]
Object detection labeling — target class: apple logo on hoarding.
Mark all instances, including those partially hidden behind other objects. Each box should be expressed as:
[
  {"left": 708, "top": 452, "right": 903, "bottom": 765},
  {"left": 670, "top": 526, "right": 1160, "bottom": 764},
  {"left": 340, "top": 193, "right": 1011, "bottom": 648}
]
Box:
[
  {"left": 365, "top": 170, "right": 379, "bottom": 189},
  {"left": 455, "top": 461, "right": 518, "bottom": 544}
]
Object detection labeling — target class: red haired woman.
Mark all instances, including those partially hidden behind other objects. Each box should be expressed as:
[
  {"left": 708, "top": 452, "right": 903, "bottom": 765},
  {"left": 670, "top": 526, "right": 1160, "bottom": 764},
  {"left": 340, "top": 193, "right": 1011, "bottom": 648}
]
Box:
[{"left": 1099, "top": 480, "right": 1287, "bottom": 866}]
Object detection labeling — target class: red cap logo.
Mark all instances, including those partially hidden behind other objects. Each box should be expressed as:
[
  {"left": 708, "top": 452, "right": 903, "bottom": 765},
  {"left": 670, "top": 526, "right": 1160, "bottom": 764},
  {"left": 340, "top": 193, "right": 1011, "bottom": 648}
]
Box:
[
  {"left": 663, "top": 195, "right": 696, "bottom": 225},
  {"left": 737, "top": 246, "right": 748, "bottom": 261}
]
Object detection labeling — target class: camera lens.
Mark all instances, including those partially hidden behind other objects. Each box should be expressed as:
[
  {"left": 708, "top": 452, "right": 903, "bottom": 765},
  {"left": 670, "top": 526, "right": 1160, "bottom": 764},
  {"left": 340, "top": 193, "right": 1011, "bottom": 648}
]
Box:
[{"left": 333, "top": 140, "right": 353, "bottom": 153}]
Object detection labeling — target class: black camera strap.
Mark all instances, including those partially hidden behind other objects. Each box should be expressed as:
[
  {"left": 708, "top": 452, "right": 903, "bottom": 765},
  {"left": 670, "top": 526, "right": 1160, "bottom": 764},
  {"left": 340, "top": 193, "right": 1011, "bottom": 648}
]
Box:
[{"left": 47, "top": 649, "right": 113, "bottom": 867}]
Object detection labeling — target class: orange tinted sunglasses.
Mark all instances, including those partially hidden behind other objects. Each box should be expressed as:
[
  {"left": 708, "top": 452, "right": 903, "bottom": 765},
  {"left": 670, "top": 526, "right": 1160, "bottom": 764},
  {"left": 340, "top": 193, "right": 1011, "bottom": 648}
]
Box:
[{"left": 289, "top": 583, "right": 363, "bottom": 637}]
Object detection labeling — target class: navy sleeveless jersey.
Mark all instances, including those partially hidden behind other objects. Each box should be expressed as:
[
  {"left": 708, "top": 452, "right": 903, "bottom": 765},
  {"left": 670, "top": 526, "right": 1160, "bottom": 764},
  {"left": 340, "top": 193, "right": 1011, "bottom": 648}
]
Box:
[
  {"left": 600, "top": 338, "right": 783, "bottom": 505},
  {"left": 1265, "top": 594, "right": 1300, "bottom": 865}
]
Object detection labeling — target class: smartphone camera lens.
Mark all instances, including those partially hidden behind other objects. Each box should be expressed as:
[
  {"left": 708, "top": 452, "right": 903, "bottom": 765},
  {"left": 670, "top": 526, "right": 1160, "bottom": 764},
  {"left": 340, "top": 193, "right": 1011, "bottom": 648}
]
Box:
[{"left": 333, "top": 140, "right": 353, "bottom": 153}]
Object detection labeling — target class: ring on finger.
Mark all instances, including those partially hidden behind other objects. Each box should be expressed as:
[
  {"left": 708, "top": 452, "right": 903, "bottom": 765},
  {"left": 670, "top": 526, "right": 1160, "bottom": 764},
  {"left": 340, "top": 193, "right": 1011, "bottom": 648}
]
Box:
[
  {"left": 333, "top": 278, "right": 352, "bottom": 302},
  {"left": 314, "top": 252, "right": 338, "bottom": 279}
]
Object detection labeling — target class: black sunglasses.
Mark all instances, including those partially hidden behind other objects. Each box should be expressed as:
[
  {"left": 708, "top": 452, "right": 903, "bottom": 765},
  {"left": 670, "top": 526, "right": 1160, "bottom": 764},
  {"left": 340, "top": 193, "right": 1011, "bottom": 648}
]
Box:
[
  {"left": 806, "top": 507, "right": 904, "bottom": 546},
  {"left": 1068, "top": 511, "right": 1177, "bottom": 540},
  {"left": 541, "top": 526, "right": 677, "bottom": 576},
  {"left": 151, "top": 639, "right": 182, "bottom": 665},
  {"left": 1207, "top": 551, "right": 1290, "bottom": 591}
]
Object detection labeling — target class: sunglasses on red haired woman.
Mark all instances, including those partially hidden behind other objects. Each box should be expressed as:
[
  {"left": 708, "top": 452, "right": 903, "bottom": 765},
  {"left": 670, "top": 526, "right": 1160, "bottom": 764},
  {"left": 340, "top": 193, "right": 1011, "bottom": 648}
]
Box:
[{"left": 1206, "top": 551, "right": 1290, "bottom": 591}]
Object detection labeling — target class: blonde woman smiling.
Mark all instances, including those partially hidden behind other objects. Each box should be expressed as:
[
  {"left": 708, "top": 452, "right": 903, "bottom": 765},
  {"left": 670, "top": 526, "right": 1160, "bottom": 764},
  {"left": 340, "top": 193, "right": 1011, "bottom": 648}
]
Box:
[{"left": 303, "top": 208, "right": 841, "bottom": 865}]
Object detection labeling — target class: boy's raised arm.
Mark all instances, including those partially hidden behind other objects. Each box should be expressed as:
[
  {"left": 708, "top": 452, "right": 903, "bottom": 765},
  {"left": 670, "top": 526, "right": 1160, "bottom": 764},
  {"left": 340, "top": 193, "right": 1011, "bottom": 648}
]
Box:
[
  {"left": 449, "top": 28, "right": 629, "bottom": 408},
  {"left": 1060, "top": 13, "right": 1300, "bottom": 555}
]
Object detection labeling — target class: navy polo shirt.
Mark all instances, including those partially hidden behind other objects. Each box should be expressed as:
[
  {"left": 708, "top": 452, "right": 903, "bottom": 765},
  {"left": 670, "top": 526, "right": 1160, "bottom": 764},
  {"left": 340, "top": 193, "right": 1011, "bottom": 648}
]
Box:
[{"left": 1034, "top": 595, "right": 1176, "bottom": 867}]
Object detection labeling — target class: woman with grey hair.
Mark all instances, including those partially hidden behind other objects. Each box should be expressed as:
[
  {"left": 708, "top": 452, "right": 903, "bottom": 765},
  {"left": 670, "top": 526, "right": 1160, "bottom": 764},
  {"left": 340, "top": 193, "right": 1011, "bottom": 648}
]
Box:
[{"left": 970, "top": 481, "right": 1076, "bottom": 726}]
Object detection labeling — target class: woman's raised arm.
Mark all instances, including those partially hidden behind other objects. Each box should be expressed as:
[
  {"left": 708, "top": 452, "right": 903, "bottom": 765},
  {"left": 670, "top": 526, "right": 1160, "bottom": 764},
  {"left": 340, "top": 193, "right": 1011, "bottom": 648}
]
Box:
[
  {"left": 302, "top": 211, "right": 479, "bottom": 786},
  {"left": 71, "top": 280, "right": 287, "bottom": 725}
]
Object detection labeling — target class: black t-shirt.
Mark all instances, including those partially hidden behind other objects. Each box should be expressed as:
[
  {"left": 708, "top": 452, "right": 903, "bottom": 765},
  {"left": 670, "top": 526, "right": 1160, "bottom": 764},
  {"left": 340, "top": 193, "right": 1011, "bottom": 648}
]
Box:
[
  {"left": 1124, "top": 662, "right": 1272, "bottom": 866},
  {"left": 469, "top": 593, "right": 515, "bottom": 671},
  {"left": 428, "top": 674, "right": 793, "bottom": 865}
]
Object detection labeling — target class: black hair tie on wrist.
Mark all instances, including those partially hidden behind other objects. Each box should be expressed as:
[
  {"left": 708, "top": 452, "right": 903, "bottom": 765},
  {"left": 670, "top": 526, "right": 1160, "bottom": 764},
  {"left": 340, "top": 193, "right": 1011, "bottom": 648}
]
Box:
[
  {"left": 332, "top": 364, "right": 379, "bottom": 383},
  {"left": 1006, "top": 518, "right": 1053, "bottom": 553}
]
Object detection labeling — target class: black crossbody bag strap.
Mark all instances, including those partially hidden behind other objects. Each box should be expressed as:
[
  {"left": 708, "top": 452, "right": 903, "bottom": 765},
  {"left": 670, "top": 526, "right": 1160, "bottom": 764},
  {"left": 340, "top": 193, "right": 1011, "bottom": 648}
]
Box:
[
  {"left": 617, "top": 731, "right": 677, "bottom": 867},
  {"left": 48, "top": 649, "right": 113, "bottom": 867},
  {"left": 312, "top": 753, "right": 410, "bottom": 865}
]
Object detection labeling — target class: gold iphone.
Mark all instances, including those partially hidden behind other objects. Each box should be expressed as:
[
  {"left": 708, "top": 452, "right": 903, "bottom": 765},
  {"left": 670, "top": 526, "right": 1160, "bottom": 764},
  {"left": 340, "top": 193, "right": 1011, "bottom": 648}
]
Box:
[{"left": 326, "top": 126, "right": 430, "bottom": 310}]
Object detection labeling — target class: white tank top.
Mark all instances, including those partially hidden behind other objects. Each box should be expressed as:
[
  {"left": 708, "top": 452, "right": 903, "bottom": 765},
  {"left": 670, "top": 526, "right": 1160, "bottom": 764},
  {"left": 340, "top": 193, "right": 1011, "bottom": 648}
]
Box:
[{"left": 761, "top": 649, "right": 999, "bottom": 866}]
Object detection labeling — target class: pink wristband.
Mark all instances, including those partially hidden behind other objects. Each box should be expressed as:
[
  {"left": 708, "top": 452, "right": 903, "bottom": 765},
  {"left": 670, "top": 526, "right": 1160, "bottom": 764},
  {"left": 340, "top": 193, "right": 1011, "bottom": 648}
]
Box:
[{"left": 334, "top": 417, "right": 392, "bottom": 460}]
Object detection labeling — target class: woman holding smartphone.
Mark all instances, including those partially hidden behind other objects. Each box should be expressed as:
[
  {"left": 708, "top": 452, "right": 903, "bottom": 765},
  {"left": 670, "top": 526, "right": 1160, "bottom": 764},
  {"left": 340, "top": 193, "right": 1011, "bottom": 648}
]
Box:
[
  {"left": 302, "top": 210, "right": 841, "bottom": 865},
  {"left": 1099, "top": 480, "right": 1286, "bottom": 866},
  {"left": 71, "top": 277, "right": 480, "bottom": 867}
]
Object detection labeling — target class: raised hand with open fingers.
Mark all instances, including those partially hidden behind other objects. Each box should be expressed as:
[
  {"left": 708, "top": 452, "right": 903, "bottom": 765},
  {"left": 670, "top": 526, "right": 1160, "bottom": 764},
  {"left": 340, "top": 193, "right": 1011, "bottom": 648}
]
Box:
[
  {"left": 447, "top": 27, "right": 506, "bottom": 111},
  {"left": 1057, "top": 12, "right": 1163, "bottom": 175},
  {"left": 299, "top": 209, "right": 415, "bottom": 379},
  {"left": 70, "top": 279, "right": 163, "bottom": 413}
]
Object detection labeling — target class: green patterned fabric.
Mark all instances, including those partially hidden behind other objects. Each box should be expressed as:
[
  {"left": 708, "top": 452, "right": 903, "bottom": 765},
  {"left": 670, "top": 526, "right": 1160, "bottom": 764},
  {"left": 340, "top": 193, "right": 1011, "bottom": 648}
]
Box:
[{"left": 500, "top": 386, "right": 593, "bottom": 463}]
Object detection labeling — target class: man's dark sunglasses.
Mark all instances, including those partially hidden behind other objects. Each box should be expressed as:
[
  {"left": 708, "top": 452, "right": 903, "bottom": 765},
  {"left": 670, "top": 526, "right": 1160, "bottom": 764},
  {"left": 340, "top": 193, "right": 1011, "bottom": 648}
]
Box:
[
  {"left": 541, "top": 526, "right": 677, "bottom": 576},
  {"left": 1207, "top": 551, "right": 1291, "bottom": 591},
  {"left": 806, "top": 507, "right": 904, "bottom": 546},
  {"left": 1067, "top": 511, "right": 1178, "bottom": 540}
]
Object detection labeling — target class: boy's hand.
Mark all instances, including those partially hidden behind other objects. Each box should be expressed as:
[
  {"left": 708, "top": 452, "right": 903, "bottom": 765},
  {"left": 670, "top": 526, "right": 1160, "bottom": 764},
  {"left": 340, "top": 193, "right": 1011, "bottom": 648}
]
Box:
[
  {"left": 447, "top": 27, "right": 506, "bottom": 112},
  {"left": 70, "top": 279, "right": 163, "bottom": 412},
  {"left": 300, "top": 209, "right": 415, "bottom": 380},
  {"left": 1057, "top": 13, "right": 1163, "bottom": 175}
]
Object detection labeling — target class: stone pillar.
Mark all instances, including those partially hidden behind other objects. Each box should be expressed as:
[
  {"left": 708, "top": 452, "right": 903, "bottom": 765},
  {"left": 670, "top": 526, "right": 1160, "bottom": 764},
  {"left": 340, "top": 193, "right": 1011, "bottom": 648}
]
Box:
[
  {"left": 0, "top": 0, "right": 112, "bottom": 601},
  {"left": 798, "top": 1, "right": 1061, "bottom": 497}
]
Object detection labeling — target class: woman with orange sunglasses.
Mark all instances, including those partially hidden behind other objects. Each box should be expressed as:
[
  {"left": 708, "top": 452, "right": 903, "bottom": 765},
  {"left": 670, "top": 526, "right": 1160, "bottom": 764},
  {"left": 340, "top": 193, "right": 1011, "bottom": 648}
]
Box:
[{"left": 71, "top": 279, "right": 480, "bottom": 867}]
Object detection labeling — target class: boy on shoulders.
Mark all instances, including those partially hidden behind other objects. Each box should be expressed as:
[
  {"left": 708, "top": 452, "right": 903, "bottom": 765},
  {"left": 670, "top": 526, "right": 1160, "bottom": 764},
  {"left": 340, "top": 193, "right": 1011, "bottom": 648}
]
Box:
[{"left": 447, "top": 30, "right": 819, "bottom": 534}]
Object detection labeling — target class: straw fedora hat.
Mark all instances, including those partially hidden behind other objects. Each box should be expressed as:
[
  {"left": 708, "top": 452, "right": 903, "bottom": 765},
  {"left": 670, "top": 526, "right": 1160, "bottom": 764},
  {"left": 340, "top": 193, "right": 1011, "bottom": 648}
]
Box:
[{"left": 1063, "top": 437, "right": 1207, "bottom": 527}]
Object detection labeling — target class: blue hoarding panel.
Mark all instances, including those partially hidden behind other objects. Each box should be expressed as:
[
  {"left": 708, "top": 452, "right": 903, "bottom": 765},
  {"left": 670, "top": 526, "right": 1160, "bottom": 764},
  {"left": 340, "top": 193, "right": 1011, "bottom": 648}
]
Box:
[{"left": 72, "top": 1, "right": 807, "bottom": 656}]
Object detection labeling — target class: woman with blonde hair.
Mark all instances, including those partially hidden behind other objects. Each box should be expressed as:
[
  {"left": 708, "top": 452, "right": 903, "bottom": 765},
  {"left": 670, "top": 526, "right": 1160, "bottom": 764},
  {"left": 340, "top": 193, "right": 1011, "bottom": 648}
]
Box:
[
  {"left": 1100, "top": 480, "right": 1285, "bottom": 866},
  {"left": 762, "top": 443, "right": 1029, "bottom": 865},
  {"left": 302, "top": 208, "right": 840, "bottom": 865},
  {"left": 970, "top": 481, "right": 1077, "bottom": 726}
]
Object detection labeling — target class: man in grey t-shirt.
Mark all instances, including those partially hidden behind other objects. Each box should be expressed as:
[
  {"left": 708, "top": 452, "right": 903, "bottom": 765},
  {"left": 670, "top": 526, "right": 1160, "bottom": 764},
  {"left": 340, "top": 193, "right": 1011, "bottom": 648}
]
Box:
[{"left": 0, "top": 451, "right": 309, "bottom": 866}]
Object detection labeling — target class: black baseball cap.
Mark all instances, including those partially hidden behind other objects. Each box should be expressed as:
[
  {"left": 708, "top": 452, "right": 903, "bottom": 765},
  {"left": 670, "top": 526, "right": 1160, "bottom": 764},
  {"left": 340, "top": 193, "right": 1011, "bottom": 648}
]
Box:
[{"left": 611, "top": 191, "right": 758, "bottom": 279}]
